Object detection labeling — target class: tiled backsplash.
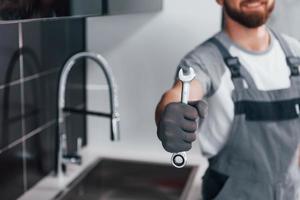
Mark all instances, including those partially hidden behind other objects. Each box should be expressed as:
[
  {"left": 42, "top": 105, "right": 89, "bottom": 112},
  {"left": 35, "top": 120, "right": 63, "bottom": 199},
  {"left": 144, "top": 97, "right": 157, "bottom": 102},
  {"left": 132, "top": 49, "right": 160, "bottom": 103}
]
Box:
[{"left": 0, "top": 19, "right": 86, "bottom": 200}]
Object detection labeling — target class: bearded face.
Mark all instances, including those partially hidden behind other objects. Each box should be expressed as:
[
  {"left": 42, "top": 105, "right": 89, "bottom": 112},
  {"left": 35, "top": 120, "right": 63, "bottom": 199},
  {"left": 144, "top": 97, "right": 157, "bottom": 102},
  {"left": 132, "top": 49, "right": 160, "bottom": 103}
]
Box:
[{"left": 223, "top": 0, "right": 275, "bottom": 28}]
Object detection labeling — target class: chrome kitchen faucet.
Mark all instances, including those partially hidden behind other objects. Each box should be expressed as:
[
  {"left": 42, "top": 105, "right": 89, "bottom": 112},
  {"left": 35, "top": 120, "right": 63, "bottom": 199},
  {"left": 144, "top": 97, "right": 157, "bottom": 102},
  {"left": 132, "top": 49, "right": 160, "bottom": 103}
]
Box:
[{"left": 56, "top": 52, "right": 120, "bottom": 178}]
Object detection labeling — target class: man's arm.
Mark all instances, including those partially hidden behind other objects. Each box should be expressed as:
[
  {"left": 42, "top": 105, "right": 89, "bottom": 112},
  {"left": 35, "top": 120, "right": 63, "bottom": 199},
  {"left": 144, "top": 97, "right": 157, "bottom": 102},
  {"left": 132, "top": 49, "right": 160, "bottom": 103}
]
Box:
[
  {"left": 155, "top": 79, "right": 205, "bottom": 125},
  {"left": 155, "top": 79, "right": 207, "bottom": 153}
]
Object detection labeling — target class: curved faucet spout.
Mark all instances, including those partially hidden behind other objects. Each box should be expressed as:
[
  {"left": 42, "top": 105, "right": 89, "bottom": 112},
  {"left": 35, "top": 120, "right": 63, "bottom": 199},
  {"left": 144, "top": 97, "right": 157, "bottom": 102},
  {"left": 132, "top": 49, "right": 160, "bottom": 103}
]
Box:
[{"left": 57, "top": 52, "right": 120, "bottom": 177}]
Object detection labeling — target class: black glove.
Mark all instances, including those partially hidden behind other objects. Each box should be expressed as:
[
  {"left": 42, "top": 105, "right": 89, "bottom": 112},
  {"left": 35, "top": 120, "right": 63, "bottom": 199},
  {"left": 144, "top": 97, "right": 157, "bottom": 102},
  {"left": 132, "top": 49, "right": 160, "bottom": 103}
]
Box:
[{"left": 157, "top": 100, "right": 208, "bottom": 153}]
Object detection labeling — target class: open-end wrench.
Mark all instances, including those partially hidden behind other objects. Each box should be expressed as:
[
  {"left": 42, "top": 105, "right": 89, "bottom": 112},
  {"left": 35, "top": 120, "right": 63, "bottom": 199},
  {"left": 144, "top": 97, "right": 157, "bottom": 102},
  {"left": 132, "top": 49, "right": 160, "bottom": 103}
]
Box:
[{"left": 171, "top": 66, "right": 196, "bottom": 168}]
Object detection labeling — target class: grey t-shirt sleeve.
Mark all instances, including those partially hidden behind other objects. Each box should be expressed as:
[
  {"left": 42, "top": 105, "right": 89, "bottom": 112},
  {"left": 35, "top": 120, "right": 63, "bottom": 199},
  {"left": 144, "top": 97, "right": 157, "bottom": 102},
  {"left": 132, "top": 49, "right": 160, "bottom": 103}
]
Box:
[
  {"left": 175, "top": 50, "right": 212, "bottom": 97},
  {"left": 174, "top": 37, "right": 227, "bottom": 97}
]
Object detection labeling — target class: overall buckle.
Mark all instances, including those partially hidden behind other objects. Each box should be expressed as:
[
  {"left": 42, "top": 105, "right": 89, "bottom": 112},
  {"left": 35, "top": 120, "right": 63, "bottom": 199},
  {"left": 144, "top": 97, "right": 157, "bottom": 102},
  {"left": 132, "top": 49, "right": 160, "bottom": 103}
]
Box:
[
  {"left": 287, "top": 56, "right": 300, "bottom": 76},
  {"left": 225, "top": 57, "right": 241, "bottom": 78}
]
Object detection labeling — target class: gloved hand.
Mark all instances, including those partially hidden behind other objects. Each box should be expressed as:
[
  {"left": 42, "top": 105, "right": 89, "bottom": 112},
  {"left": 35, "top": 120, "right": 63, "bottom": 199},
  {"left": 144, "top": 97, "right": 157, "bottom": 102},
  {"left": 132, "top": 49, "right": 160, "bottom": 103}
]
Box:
[{"left": 157, "top": 100, "right": 208, "bottom": 153}]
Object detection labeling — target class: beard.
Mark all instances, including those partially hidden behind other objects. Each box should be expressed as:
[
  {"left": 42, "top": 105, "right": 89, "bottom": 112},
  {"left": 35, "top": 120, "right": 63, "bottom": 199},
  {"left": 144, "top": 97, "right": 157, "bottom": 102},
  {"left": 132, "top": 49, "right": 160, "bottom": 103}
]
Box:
[{"left": 224, "top": 0, "right": 275, "bottom": 28}]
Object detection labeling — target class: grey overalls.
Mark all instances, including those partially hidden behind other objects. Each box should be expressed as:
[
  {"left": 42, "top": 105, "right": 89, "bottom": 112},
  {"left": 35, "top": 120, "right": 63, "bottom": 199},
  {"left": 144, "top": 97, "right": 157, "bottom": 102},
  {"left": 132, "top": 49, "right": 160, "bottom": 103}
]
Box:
[{"left": 202, "top": 31, "right": 300, "bottom": 200}]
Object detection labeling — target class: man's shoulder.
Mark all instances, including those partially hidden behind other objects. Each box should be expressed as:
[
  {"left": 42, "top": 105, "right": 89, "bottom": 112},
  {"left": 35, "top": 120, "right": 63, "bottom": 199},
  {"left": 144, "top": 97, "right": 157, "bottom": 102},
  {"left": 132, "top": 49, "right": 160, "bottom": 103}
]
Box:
[
  {"left": 182, "top": 32, "right": 223, "bottom": 65},
  {"left": 179, "top": 32, "right": 227, "bottom": 97}
]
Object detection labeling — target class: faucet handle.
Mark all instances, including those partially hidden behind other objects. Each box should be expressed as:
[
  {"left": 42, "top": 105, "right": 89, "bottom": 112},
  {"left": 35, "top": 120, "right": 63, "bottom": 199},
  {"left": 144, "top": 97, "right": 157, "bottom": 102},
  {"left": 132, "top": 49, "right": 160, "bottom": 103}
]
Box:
[
  {"left": 77, "top": 137, "right": 83, "bottom": 154},
  {"left": 61, "top": 134, "right": 68, "bottom": 155},
  {"left": 111, "top": 112, "right": 120, "bottom": 141}
]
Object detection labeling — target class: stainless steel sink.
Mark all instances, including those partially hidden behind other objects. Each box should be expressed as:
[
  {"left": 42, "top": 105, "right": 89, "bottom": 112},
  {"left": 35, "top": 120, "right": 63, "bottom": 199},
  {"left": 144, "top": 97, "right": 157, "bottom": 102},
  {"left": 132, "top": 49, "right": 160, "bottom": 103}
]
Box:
[{"left": 54, "top": 159, "right": 197, "bottom": 200}]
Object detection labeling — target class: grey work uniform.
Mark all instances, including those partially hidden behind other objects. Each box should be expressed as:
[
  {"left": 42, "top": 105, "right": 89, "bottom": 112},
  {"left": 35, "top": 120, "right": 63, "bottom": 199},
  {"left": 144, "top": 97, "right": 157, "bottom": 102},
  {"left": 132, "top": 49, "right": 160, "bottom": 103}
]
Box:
[{"left": 200, "top": 31, "right": 300, "bottom": 200}]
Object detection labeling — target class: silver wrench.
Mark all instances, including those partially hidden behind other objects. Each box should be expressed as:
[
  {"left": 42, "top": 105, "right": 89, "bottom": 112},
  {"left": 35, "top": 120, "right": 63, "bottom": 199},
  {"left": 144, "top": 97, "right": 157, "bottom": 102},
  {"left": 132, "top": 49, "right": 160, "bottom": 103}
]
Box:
[{"left": 171, "top": 66, "right": 196, "bottom": 168}]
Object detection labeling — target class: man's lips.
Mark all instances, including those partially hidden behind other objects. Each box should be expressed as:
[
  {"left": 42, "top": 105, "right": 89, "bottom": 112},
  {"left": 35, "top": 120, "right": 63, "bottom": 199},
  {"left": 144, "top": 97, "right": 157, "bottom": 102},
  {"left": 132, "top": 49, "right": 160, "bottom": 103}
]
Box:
[{"left": 241, "top": 1, "right": 267, "bottom": 8}]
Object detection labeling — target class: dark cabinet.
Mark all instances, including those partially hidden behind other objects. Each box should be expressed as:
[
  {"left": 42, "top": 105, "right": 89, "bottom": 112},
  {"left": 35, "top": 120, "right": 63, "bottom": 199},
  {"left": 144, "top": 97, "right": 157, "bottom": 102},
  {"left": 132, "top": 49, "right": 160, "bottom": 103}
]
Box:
[{"left": 0, "top": 0, "right": 163, "bottom": 22}]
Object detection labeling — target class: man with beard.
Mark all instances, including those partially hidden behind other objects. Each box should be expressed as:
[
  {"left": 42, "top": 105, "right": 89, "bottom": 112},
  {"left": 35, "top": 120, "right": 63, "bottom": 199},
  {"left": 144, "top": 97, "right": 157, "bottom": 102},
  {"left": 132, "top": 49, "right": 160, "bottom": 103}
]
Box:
[{"left": 155, "top": 0, "right": 300, "bottom": 199}]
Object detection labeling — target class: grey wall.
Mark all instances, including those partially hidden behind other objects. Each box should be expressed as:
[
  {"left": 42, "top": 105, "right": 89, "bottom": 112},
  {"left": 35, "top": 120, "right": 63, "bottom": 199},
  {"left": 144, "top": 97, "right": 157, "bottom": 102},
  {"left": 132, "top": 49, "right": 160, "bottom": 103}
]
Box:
[
  {"left": 86, "top": 0, "right": 221, "bottom": 162},
  {"left": 269, "top": 0, "right": 300, "bottom": 40}
]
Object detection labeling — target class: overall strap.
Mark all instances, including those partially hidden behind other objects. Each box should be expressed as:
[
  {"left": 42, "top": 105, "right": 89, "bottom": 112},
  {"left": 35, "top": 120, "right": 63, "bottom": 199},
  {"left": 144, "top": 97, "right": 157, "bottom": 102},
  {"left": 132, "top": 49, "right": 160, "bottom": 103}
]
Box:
[
  {"left": 209, "top": 37, "right": 258, "bottom": 90},
  {"left": 271, "top": 29, "right": 300, "bottom": 77}
]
